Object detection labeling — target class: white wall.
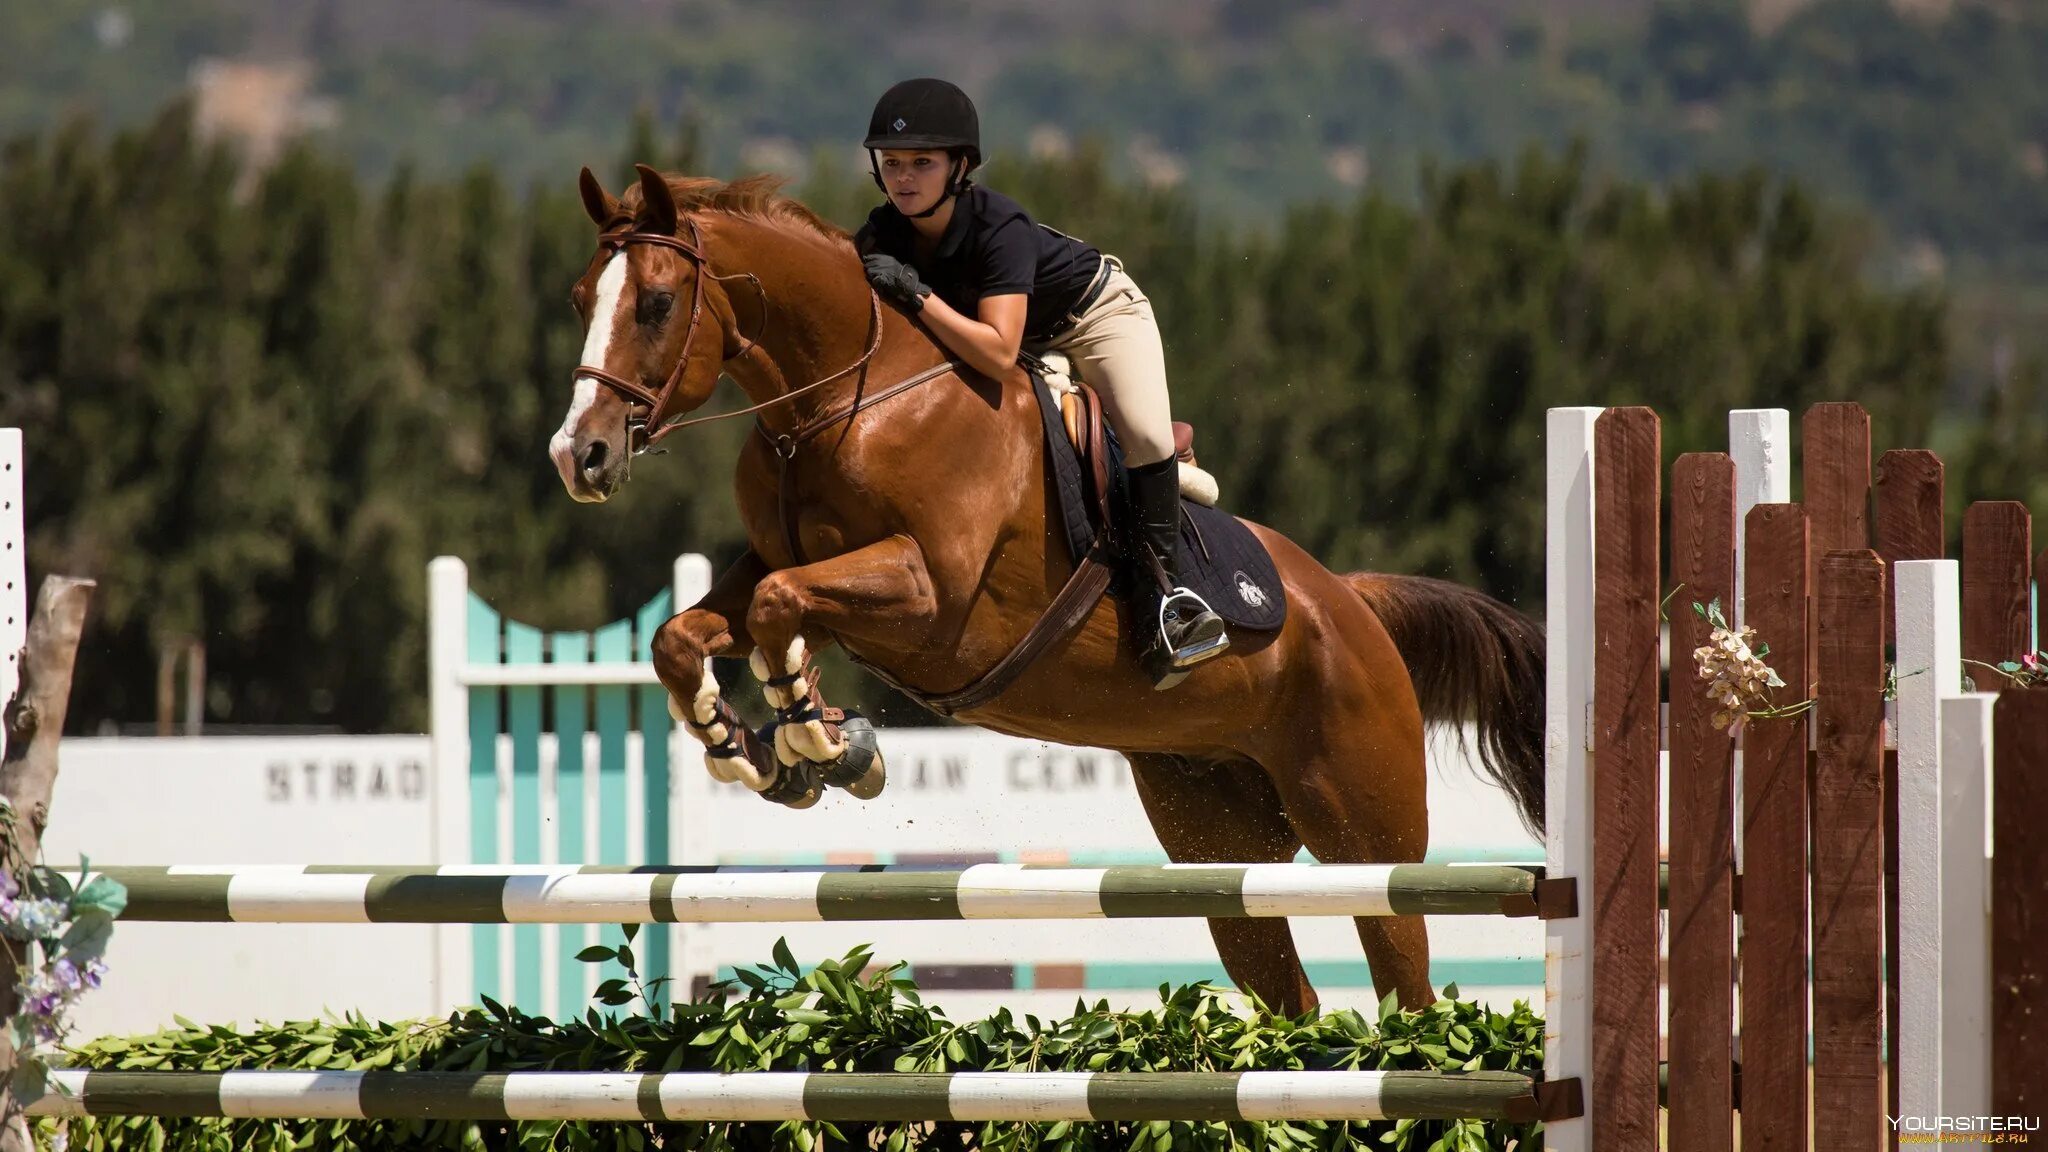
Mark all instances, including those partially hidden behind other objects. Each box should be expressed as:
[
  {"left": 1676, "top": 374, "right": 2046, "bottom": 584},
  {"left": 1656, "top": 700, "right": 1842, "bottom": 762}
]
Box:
[
  {"left": 45, "top": 736, "right": 440, "bottom": 1038},
  {"left": 47, "top": 726, "right": 1541, "bottom": 1038}
]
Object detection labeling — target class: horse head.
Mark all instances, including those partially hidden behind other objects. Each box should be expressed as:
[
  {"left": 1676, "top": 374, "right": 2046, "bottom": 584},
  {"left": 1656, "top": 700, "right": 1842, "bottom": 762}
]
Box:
[{"left": 551, "top": 165, "right": 739, "bottom": 502}]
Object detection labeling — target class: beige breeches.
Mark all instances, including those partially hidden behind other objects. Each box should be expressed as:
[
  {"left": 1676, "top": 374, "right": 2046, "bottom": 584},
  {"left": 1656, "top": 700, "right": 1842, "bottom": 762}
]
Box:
[{"left": 1031, "top": 264, "right": 1177, "bottom": 467}]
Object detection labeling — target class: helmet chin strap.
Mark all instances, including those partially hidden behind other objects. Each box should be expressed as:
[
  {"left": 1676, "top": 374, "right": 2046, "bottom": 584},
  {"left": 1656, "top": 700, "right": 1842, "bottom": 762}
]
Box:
[{"left": 869, "top": 154, "right": 970, "bottom": 220}]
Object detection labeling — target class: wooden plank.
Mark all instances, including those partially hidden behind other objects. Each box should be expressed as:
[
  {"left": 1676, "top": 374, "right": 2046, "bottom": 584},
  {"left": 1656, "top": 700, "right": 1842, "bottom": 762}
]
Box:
[
  {"left": 1542, "top": 407, "right": 1604, "bottom": 1152},
  {"left": 1666, "top": 453, "right": 1737, "bottom": 1152},
  {"left": 1592, "top": 407, "right": 1662, "bottom": 1152},
  {"left": 1938, "top": 693, "right": 1996, "bottom": 1123},
  {"left": 1891, "top": 560, "right": 1961, "bottom": 1127},
  {"left": 1801, "top": 405, "right": 1873, "bottom": 570},
  {"left": 1728, "top": 409, "right": 1793, "bottom": 629},
  {"left": 1884, "top": 737, "right": 1901, "bottom": 1152},
  {"left": 505, "top": 622, "right": 545, "bottom": 1011},
  {"left": 1812, "top": 550, "right": 1887, "bottom": 1152},
  {"left": 1993, "top": 687, "right": 2048, "bottom": 1116},
  {"left": 551, "top": 631, "right": 591, "bottom": 1018},
  {"left": 592, "top": 619, "right": 635, "bottom": 993},
  {"left": 1739, "top": 504, "right": 1810, "bottom": 1152},
  {"left": 426, "top": 557, "right": 474, "bottom": 1014},
  {"left": 1874, "top": 449, "right": 1944, "bottom": 648},
  {"left": 465, "top": 593, "right": 502, "bottom": 1004},
  {"left": 0, "top": 429, "right": 24, "bottom": 743},
  {"left": 636, "top": 589, "right": 676, "bottom": 1009},
  {"left": 1962, "top": 502, "right": 2033, "bottom": 675}
]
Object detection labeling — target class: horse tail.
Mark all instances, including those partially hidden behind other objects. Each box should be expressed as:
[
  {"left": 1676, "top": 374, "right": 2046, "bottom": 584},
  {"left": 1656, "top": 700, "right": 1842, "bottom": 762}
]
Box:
[{"left": 1343, "top": 572, "right": 1547, "bottom": 840}]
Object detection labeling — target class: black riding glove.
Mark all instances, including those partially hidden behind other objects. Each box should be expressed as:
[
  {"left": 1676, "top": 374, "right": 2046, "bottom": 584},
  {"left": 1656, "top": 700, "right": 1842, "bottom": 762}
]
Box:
[{"left": 863, "top": 254, "right": 932, "bottom": 312}]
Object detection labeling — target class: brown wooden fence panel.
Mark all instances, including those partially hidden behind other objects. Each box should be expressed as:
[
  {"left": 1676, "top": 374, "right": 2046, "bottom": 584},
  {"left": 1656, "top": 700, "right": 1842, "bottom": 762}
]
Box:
[
  {"left": 1739, "top": 504, "right": 1812, "bottom": 1152},
  {"left": 1812, "top": 550, "right": 1887, "bottom": 1152},
  {"left": 1801, "top": 405, "right": 1873, "bottom": 573},
  {"left": 1873, "top": 448, "right": 1944, "bottom": 648},
  {"left": 1667, "top": 453, "right": 1738, "bottom": 1152},
  {"left": 1593, "top": 406, "right": 1662, "bottom": 1152},
  {"left": 1992, "top": 687, "right": 2048, "bottom": 1116},
  {"left": 1961, "top": 502, "right": 2033, "bottom": 674}
]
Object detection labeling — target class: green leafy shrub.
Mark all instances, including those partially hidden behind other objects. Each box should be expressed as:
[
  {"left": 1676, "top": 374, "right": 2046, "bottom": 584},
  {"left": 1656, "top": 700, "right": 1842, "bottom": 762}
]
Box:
[{"left": 44, "top": 935, "right": 1548, "bottom": 1151}]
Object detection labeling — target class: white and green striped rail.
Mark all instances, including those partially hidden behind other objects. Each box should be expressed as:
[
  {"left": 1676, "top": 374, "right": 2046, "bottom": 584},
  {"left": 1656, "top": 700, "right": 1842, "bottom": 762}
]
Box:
[
  {"left": 26, "top": 1069, "right": 1564, "bottom": 1123},
  {"left": 94, "top": 863, "right": 1546, "bottom": 923}
]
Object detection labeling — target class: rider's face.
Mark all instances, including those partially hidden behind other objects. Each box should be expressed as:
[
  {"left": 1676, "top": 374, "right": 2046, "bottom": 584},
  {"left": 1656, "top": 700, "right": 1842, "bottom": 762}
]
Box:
[{"left": 879, "top": 150, "right": 954, "bottom": 215}]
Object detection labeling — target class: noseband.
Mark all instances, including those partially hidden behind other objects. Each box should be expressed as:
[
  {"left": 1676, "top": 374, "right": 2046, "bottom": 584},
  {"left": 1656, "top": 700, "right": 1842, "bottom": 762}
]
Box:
[{"left": 571, "top": 216, "right": 888, "bottom": 450}]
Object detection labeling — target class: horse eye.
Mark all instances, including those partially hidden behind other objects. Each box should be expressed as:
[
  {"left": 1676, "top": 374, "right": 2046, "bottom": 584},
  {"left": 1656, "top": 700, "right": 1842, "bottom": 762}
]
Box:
[{"left": 642, "top": 291, "right": 675, "bottom": 324}]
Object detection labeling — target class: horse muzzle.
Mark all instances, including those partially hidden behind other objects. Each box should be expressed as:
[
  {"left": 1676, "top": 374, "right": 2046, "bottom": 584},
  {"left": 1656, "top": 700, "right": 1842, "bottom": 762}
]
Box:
[{"left": 550, "top": 426, "right": 626, "bottom": 503}]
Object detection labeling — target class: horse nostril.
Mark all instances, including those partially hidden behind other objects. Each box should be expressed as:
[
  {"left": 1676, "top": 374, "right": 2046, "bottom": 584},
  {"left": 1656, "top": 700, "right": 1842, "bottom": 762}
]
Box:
[{"left": 579, "top": 440, "right": 609, "bottom": 479}]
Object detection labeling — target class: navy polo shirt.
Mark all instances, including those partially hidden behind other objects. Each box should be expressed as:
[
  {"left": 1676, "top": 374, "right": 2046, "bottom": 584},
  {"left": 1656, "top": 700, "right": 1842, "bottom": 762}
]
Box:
[{"left": 855, "top": 185, "right": 1103, "bottom": 342}]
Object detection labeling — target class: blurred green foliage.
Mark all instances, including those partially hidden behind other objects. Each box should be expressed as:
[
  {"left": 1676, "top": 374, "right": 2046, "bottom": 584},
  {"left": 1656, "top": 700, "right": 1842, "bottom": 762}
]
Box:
[{"left": 9, "top": 99, "right": 2031, "bottom": 736}]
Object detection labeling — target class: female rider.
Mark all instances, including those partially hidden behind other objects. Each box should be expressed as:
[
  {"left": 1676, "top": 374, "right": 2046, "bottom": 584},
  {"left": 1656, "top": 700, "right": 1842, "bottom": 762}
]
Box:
[{"left": 853, "top": 77, "right": 1228, "bottom": 691}]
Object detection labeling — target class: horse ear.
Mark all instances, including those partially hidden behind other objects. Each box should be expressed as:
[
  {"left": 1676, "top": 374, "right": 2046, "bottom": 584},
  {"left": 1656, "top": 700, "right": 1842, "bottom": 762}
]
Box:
[
  {"left": 634, "top": 164, "right": 679, "bottom": 236},
  {"left": 578, "top": 167, "right": 616, "bottom": 228}
]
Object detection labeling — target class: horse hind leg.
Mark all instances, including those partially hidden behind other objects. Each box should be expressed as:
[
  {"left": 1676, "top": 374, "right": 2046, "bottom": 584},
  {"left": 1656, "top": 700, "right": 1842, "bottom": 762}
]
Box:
[
  {"left": 1127, "top": 752, "right": 1320, "bottom": 1018},
  {"left": 1255, "top": 713, "right": 1436, "bottom": 1011}
]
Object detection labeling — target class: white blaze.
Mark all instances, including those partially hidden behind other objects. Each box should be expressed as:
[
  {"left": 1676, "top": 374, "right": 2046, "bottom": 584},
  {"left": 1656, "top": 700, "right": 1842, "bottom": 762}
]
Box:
[{"left": 549, "top": 251, "right": 630, "bottom": 487}]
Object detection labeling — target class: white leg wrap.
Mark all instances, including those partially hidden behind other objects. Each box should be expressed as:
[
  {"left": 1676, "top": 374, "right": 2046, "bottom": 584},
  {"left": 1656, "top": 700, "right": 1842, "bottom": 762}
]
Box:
[
  {"left": 750, "top": 638, "right": 810, "bottom": 709},
  {"left": 788, "top": 718, "right": 847, "bottom": 763},
  {"left": 748, "top": 648, "right": 789, "bottom": 709},
  {"left": 692, "top": 662, "right": 721, "bottom": 725},
  {"left": 726, "top": 749, "right": 776, "bottom": 792},
  {"left": 773, "top": 722, "right": 805, "bottom": 768},
  {"left": 673, "top": 663, "right": 743, "bottom": 782},
  {"left": 782, "top": 636, "right": 810, "bottom": 705},
  {"left": 700, "top": 719, "right": 742, "bottom": 783},
  {"left": 674, "top": 661, "right": 723, "bottom": 738},
  {"left": 703, "top": 748, "right": 741, "bottom": 784}
]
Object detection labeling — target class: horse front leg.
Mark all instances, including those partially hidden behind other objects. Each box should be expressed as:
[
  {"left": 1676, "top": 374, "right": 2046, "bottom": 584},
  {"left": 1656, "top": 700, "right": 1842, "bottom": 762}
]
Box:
[
  {"left": 745, "top": 534, "right": 943, "bottom": 801},
  {"left": 648, "top": 550, "right": 818, "bottom": 807}
]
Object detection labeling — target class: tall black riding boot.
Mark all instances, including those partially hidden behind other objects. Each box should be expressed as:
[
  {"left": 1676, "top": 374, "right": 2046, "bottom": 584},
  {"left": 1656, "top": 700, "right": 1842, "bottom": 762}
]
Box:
[{"left": 1125, "top": 457, "right": 1230, "bottom": 690}]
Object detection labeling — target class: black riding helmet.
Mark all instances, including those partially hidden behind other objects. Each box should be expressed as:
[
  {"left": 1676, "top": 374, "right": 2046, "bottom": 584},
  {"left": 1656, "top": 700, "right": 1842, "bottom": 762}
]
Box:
[{"left": 864, "top": 78, "right": 981, "bottom": 219}]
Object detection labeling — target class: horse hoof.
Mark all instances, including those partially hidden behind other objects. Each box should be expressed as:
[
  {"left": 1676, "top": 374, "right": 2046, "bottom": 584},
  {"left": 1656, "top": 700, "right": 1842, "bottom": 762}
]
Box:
[
  {"left": 755, "top": 748, "right": 823, "bottom": 809},
  {"left": 819, "top": 713, "right": 887, "bottom": 800}
]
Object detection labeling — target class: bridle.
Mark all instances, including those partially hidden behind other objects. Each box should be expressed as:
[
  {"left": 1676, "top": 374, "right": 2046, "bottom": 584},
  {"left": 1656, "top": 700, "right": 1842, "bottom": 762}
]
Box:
[{"left": 571, "top": 215, "right": 887, "bottom": 450}]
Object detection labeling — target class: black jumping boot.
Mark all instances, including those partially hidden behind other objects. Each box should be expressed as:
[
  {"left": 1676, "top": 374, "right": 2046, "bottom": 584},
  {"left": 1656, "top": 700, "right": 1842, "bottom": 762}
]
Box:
[{"left": 1125, "top": 457, "right": 1230, "bottom": 690}]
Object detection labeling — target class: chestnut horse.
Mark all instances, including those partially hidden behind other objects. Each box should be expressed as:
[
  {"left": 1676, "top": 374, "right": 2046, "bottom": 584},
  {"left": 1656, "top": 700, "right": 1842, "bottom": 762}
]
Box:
[{"left": 550, "top": 166, "right": 1545, "bottom": 1015}]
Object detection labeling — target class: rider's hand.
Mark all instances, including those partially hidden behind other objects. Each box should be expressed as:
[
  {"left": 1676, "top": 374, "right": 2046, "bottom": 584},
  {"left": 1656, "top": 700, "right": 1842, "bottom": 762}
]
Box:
[{"left": 863, "top": 254, "right": 931, "bottom": 312}]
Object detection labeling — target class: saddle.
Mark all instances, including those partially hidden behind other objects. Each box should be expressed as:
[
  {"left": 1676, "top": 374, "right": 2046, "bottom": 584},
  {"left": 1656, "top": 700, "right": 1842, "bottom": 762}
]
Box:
[{"left": 1029, "top": 351, "right": 1220, "bottom": 522}]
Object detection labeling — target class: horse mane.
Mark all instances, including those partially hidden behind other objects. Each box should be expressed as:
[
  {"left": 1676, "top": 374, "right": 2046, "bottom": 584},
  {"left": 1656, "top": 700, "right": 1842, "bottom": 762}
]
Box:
[{"left": 619, "top": 172, "right": 854, "bottom": 253}]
